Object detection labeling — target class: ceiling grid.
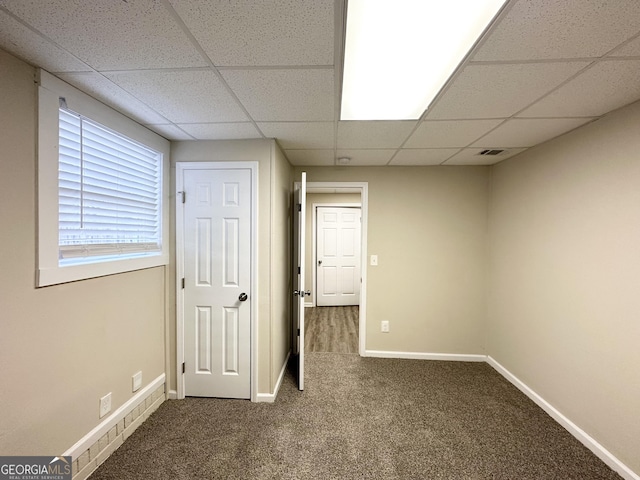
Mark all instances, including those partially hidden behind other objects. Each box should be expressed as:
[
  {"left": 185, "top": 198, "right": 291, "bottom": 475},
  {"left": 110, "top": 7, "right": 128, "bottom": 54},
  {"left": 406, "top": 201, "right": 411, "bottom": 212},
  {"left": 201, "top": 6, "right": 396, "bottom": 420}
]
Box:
[{"left": 1, "top": 0, "right": 640, "bottom": 166}]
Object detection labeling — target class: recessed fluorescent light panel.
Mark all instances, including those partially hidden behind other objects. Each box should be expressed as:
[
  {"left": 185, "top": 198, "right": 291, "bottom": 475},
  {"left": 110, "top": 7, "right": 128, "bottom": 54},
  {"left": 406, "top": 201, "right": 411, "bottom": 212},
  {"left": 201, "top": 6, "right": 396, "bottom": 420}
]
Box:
[{"left": 340, "top": 0, "right": 507, "bottom": 120}]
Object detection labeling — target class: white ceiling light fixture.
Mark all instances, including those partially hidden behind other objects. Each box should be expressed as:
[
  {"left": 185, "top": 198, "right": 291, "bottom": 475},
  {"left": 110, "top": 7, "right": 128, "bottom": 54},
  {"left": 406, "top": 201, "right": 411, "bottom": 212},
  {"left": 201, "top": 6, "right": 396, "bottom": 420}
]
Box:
[
  {"left": 340, "top": 0, "right": 508, "bottom": 121},
  {"left": 337, "top": 156, "right": 352, "bottom": 165}
]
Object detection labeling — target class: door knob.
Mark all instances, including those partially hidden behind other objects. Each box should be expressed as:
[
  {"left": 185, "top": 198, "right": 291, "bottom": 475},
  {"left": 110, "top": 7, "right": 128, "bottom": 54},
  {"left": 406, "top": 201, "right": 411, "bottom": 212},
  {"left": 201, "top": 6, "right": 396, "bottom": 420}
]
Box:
[
  {"left": 293, "top": 290, "right": 311, "bottom": 297},
  {"left": 318, "top": 260, "right": 322, "bottom": 265},
  {"left": 238, "top": 293, "right": 248, "bottom": 302}
]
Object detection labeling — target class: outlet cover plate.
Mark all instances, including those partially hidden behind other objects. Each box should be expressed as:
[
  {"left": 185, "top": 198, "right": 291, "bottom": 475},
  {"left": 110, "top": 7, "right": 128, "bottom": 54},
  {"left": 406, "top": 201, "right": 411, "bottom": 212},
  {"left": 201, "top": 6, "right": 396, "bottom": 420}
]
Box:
[
  {"left": 99, "top": 392, "right": 112, "bottom": 418},
  {"left": 132, "top": 371, "right": 142, "bottom": 392},
  {"left": 381, "top": 320, "right": 389, "bottom": 333}
]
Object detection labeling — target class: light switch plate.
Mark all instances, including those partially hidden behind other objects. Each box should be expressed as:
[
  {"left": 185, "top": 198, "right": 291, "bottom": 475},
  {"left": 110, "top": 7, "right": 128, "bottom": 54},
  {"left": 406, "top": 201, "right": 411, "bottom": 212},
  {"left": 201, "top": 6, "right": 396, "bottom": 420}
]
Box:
[{"left": 370, "top": 255, "right": 378, "bottom": 266}]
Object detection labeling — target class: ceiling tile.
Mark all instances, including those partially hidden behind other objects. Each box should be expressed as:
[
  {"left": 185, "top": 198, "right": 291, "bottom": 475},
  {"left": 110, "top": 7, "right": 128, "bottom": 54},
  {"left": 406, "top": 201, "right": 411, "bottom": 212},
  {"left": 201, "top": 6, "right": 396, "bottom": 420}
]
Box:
[
  {"left": 337, "top": 121, "right": 416, "bottom": 149},
  {"left": 144, "top": 124, "right": 194, "bottom": 141},
  {"left": 257, "top": 122, "right": 334, "bottom": 149},
  {"left": 390, "top": 149, "right": 460, "bottom": 166},
  {"left": 0, "top": 10, "right": 91, "bottom": 72},
  {"left": 404, "top": 120, "right": 502, "bottom": 148},
  {"left": 0, "top": 0, "right": 206, "bottom": 70},
  {"left": 178, "top": 123, "right": 262, "bottom": 140},
  {"left": 426, "top": 63, "right": 589, "bottom": 119},
  {"left": 221, "top": 69, "right": 334, "bottom": 121},
  {"left": 335, "top": 150, "right": 396, "bottom": 166},
  {"left": 5, "top": 0, "right": 636, "bottom": 165},
  {"left": 472, "top": 118, "right": 594, "bottom": 148},
  {"left": 519, "top": 60, "right": 640, "bottom": 117},
  {"left": 610, "top": 36, "right": 640, "bottom": 56},
  {"left": 474, "top": 0, "right": 640, "bottom": 61},
  {"left": 285, "top": 150, "right": 335, "bottom": 166},
  {"left": 57, "top": 72, "right": 170, "bottom": 125},
  {"left": 444, "top": 148, "right": 527, "bottom": 165},
  {"left": 105, "top": 70, "right": 248, "bottom": 123},
  {"left": 168, "top": 0, "right": 333, "bottom": 66}
]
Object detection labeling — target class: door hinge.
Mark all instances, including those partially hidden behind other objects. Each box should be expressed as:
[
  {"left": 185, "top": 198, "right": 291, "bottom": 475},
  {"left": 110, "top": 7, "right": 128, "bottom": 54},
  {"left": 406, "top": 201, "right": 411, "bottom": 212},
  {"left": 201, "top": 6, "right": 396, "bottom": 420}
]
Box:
[
  {"left": 297, "top": 203, "right": 302, "bottom": 212},
  {"left": 297, "top": 328, "right": 300, "bottom": 336},
  {"left": 298, "top": 266, "right": 301, "bottom": 274},
  {"left": 181, "top": 278, "right": 185, "bottom": 289},
  {"left": 178, "top": 191, "right": 186, "bottom": 203},
  {"left": 182, "top": 362, "right": 185, "bottom": 374}
]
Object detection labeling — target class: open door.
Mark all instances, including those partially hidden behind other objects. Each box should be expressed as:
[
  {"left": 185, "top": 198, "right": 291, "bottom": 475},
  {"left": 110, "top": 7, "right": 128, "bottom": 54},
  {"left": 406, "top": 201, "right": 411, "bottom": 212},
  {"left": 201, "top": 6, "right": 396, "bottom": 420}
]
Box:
[{"left": 292, "top": 172, "right": 307, "bottom": 390}]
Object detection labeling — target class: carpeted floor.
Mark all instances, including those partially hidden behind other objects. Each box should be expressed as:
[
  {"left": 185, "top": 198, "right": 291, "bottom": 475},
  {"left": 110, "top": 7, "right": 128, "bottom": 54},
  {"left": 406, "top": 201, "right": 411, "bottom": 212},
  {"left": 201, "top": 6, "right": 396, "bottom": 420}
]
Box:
[{"left": 89, "top": 354, "right": 621, "bottom": 479}]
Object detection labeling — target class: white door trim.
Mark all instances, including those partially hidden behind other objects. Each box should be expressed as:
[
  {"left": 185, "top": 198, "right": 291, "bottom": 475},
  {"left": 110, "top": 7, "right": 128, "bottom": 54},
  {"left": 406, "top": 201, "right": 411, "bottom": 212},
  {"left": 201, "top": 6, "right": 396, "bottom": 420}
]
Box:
[
  {"left": 311, "top": 202, "right": 362, "bottom": 308},
  {"left": 305, "top": 182, "right": 368, "bottom": 356},
  {"left": 175, "top": 161, "right": 259, "bottom": 402}
]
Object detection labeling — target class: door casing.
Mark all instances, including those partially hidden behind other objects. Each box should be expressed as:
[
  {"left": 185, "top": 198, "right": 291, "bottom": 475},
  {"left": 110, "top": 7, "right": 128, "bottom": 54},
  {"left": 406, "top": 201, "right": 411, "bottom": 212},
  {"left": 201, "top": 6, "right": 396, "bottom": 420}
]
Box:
[{"left": 175, "top": 161, "right": 259, "bottom": 402}]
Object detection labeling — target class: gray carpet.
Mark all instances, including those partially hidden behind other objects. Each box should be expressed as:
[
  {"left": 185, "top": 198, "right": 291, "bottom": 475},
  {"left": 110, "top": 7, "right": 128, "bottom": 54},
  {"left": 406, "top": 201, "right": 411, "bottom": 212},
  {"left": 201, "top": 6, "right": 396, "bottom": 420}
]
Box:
[{"left": 89, "top": 354, "right": 621, "bottom": 479}]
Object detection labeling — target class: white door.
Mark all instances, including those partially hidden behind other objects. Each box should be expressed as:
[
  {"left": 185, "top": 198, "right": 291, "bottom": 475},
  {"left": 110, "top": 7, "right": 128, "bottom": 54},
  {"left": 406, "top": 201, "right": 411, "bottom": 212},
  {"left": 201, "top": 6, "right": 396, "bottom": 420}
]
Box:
[
  {"left": 292, "top": 172, "right": 307, "bottom": 390},
  {"left": 182, "top": 167, "right": 252, "bottom": 399},
  {"left": 317, "top": 207, "right": 361, "bottom": 306}
]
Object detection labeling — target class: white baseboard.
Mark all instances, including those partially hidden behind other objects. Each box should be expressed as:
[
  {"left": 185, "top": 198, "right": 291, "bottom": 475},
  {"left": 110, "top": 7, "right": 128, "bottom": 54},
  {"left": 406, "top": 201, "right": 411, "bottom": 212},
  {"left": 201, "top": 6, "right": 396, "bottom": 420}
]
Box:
[
  {"left": 255, "top": 395, "right": 274, "bottom": 402},
  {"left": 256, "top": 351, "right": 291, "bottom": 403},
  {"left": 487, "top": 356, "right": 639, "bottom": 480},
  {"left": 167, "top": 389, "right": 177, "bottom": 400},
  {"left": 63, "top": 373, "right": 165, "bottom": 459},
  {"left": 364, "top": 350, "right": 487, "bottom": 362},
  {"left": 304, "top": 301, "right": 314, "bottom": 308}
]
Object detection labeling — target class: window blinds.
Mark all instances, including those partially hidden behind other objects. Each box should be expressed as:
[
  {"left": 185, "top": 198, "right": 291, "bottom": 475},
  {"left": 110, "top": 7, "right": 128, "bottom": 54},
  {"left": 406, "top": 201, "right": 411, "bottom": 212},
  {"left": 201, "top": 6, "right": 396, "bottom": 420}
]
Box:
[{"left": 58, "top": 108, "right": 162, "bottom": 261}]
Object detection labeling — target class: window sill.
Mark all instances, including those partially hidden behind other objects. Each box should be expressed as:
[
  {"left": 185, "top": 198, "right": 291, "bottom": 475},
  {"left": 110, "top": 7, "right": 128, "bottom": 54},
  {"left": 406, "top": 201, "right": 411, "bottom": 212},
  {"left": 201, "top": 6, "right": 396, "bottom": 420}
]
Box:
[{"left": 37, "top": 253, "right": 169, "bottom": 287}]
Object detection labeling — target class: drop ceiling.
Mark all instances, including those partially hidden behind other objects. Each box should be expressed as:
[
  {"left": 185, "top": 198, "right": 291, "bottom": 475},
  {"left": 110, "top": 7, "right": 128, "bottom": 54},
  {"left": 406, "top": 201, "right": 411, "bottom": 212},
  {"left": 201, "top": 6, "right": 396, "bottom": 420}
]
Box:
[{"left": 1, "top": 0, "right": 640, "bottom": 166}]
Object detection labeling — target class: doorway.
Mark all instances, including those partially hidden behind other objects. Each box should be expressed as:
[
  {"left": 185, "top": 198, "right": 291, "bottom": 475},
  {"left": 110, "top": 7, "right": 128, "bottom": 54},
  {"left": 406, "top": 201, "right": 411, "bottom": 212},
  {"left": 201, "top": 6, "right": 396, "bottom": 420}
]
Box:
[
  {"left": 176, "top": 162, "right": 258, "bottom": 401},
  {"left": 303, "top": 183, "right": 368, "bottom": 357}
]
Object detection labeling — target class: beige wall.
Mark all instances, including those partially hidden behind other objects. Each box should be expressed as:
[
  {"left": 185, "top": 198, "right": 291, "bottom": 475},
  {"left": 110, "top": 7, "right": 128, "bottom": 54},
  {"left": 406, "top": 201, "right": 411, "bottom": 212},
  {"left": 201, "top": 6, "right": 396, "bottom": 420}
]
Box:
[
  {"left": 170, "top": 139, "right": 293, "bottom": 395},
  {"left": 487, "top": 101, "right": 640, "bottom": 474},
  {"left": 295, "top": 167, "right": 490, "bottom": 354},
  {"left": 0, "top": 50, "right": 166, "bottom": 454},
  {"left": 305, "top": 193, "right": 361, "bottom": 301},
  {"left": 271, "top": 144, "right": 294, "bottom": 388}
]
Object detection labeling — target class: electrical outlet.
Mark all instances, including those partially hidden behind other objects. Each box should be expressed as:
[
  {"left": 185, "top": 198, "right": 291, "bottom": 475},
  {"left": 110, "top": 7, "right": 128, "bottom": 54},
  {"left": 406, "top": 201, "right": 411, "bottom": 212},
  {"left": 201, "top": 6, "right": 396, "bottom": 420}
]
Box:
[
  {"left": 381, "top": 320, "right": 389, "bottom": 333},
  {"left": 132, "top": 371, "right": 142, "bottom": 392},
  {"left": 99, "top": 392, "right": 112, "bottom": 418},
  {"left": 370, "top": 255, "right": 378, "bottom": 266}
]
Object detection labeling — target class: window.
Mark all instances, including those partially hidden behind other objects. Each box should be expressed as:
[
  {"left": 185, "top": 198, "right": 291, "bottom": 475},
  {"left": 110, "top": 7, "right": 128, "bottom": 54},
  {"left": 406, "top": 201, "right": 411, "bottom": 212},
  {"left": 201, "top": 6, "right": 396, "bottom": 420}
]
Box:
[
  {"left": 58, "top": 108, "right": 162, "bottom": 264},
  {"left": 37, "top": 70, "right": 169, "bottom": 287}
]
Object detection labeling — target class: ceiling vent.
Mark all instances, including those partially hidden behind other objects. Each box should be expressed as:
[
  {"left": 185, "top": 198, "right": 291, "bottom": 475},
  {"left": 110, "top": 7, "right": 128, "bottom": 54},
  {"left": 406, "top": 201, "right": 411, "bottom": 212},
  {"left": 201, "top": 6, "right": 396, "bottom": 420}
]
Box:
[{"left": 478, "top": 149, "right": 506, "bottom": 156}]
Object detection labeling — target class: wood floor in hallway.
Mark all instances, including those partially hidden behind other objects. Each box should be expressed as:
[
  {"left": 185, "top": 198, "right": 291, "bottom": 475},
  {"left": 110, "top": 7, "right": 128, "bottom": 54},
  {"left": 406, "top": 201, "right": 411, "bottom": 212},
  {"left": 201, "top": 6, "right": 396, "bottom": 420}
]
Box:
[{"left": 304, "top": 306, "right": 359, "bottom": 353}]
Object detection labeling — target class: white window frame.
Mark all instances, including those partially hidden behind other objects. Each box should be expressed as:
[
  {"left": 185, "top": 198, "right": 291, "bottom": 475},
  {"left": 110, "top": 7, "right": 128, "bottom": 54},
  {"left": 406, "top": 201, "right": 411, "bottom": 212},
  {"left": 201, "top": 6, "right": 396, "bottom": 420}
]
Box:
[{"left": 37, "top": 70, "right": 170, "bottom": 287}]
